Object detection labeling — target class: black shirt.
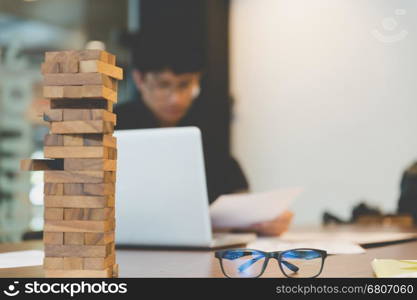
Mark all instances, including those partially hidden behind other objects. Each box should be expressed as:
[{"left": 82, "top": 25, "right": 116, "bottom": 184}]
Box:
[
  {"left": 398, "top": 162, "right": 417, "bottom": 224},
  {"left": 114, "top": 93, "right": 249, "bottom": 203}
]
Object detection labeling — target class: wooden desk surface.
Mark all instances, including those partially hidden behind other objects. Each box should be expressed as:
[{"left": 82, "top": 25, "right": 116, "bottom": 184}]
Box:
[{"left": 1, "top": 226, "right": 416, "bottom": 278}]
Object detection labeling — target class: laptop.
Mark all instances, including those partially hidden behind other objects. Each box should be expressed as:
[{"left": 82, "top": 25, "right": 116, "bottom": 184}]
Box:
[{"left": 114, "top": 127, "right": 256, "bottom": 248}]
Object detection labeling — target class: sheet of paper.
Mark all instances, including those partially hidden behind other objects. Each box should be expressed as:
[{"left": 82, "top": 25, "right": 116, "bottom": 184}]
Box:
[
  {"left": 372, "top": 259, "right": 417, "bottom": 278},
  {"left": 210, "top": 187, "right": 302, "bottom": 228},
  {"left": 247, "top": 237, "right": 365, "bottom": 255},
  {"left": 281, "top": 231, "right": 417, "bottom": 245},
  {"left": 0, "top": 250, "right": 43, "bottom": 268}
]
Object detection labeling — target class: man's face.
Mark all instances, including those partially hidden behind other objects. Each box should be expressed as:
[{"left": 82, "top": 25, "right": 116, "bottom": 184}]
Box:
[{"left": 133, "top": 69, "right": 200, "bottom": 126}]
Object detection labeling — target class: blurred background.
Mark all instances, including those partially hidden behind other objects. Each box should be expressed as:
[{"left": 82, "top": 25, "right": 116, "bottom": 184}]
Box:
[{"left": 0, "top": 0, "right": 416, "bottom": 242}]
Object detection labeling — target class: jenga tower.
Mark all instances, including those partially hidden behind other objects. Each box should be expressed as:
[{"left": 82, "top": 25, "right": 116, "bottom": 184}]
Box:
[{"left": 21, "top": 50, "right": 123, "bottom": 278}]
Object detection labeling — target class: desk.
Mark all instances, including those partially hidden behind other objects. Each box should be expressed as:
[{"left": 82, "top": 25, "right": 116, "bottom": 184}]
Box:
[{"left": 1, "top": 226, "right": 416, "bottom": 278}]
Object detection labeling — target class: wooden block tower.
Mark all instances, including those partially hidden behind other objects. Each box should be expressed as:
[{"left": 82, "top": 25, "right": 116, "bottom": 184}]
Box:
[{"left": 21, "top": 50, "right": 123, "bottom": 278}]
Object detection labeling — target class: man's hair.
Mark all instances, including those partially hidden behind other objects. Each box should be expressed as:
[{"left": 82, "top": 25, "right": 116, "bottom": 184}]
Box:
[{"left": 131, "top": 31, "right": 205, "bottom": 75}]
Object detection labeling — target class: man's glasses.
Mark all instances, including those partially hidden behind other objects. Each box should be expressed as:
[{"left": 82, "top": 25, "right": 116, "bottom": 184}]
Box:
[
  {"left": 143, "top": 75, "right": 198, "bottom": 97},
  {"left": 215, "top": 248, "right": 327, "bottom": 278}
]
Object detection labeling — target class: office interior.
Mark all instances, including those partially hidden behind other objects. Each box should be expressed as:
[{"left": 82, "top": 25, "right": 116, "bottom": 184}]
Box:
[{"left": 0, "top": 0, "right": 416, "bottom": 278}]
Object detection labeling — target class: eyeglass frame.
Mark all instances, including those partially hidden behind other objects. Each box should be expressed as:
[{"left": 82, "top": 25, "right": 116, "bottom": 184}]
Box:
[
  {"left": 141, "top": 73, "right": 200, "bottom": 97},
  {"left": 214, "top": 248, "right": 328, "bottom": 278}
]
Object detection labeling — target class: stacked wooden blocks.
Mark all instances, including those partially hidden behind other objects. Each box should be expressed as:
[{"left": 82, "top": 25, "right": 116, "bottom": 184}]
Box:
[{"left": 21, "top": 50, "right": 123, "bottom": 278}]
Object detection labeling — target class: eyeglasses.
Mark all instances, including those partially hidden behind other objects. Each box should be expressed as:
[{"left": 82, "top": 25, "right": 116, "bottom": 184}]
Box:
[
  {"left": 143, "top": 75, "right": 198, "bottom": 97},
  {"left": 215, "top": 248, "right": 327, "bottom": 278}
]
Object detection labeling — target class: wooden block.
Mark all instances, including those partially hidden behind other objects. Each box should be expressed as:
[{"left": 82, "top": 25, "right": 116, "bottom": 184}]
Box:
[
  {"left": 51, "top": 120, "right": 114, "bottom": 134},
  {"left": 20, "top": 159, "right": 63, "bottom": 171},
  {"left": 107, "top": 148, "right": 117, "bottom": 160},
  {"left": 63, "top": 135, "right": 84, "bottom": 146},
  {"left": 63, "top": 183, "right": 83, "bottom": 195},
  {"left": 44, "top": 244, "right": 112, "bottom": 258},
  {"left": 107, "top": 99, "right": 113, "bottom": 112},
  {"left": 64, "top": 159, "right": 116, "bottom": 171},
  {"left": 43, "top": 109, "right": 63, "bottom": 122},
  {"left": 44, "top": 50, "right": 69, "bottom": 62},
  {"left": 61, "top": 183, "right": 115, "bottom": 197},
  {"left": 44, "top": 268, "right": 112, "bottom": 278},
  {"left": 64, "top": 208, "right": 114, "bottom": 221},
  {"left": 43, "top": 51, "right": 78, "bottom": 73},
  {"left": 44, "top": 86, "right": 78, "bottom": 98},
  {"left": 106, "top": 53, "right": 116, "bottom": 65},
  {"left": 79, "top": 60, "right": 123, "bottom": 80},
  {"left": 44, "top": 73, "right": 115, "bottom": 89},
  {"left": 83, "top": 134, "right": 116, "bottom": 148},
  {"left": 108, "top": 194, "right": 115, "bottom": 207},
  {"left": 44, "top": 195, "right": 112, "bottom": 208},
  {"left": 44, "top": 134, "right": 116, "bottom": 148},
  {"left": 41, "top": 59, "right": 79, "bottom": 74},
  {"left": 63, "top": 109, "right": 116, "bottom": 124},
  {"left": 84, "top": 232, "right": 114, "bottom": 246},
  {"left": 44, "top": 219, "right": 115, "bottom": 233},
  {"left": 65, "top": 54, "right": 79, "bottom": 73},
  {"left": 44, "top": 208, "right": 64, "bottom": 220},
  {"left": 43, "top": 257, "right": 64, "bottom": 270},
  {"left": 108, "top": 171, "right": 116, "bottom": 182},
  {"left": 43, "top": 232, "right": 63, "bottom": 245},
  {"left": 83, "top": 254, "right": 115, "bottom": 270},
  {"left": 50, "top": 99, "right": 113, "bottom": 111},
  {"left": 64, "top": 232, "right": 84, "bottom": 245},
  {"left": 63, "top": 257, "right": 83, "bottom": 269},
  {"left": 41, "top": 62, "right": 60, "bottom": 74},
  {"left": 44, "top": 183, "right": 64, "bottom": 195},
  {"left": 44, "top": 171, "right": 115, "bottom": 183},
  {"left": 44, "top": 85, "right": 117, "bottom": 102},
  {"left": 83, "top": 86, "right": 116, "bottom": 102},
  {"left": 44, "top": 86, "right": 77, "bottom": 98},
  {"left": 45, "top": 50, "right": 115, "bottom": 65},
  {"left": 83, "top": 183, "right": 115, "bottom": 196},
  {"left": 44, "top": 50, "right": 78, "bottom": 63},
  {"left": 46, "top": 51, "right": 79, "bottom": 73},
  {"left": 112, "top": 263, "right": 119, "bottom": 278},
  {"left": 44, "top": 146, "right": 110, "bottom": 158},
  {"left": 44, "top": 134, "right": 64, "bottom": 146},
  {"left": 97, "top": 51, "right": 116, "bottom": 65}
]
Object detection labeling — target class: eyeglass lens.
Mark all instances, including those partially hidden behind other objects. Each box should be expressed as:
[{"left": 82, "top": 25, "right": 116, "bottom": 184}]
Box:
[
  {"left": 279, "top": 249, "right": 324, "bottom": 278},
  {"left": 221, "top": 250, "right": 266, "bottom": 278}
]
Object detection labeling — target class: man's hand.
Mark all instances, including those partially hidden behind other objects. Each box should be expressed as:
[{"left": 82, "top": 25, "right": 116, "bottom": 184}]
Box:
[{"left": 246, "top": 210, "right": 294, "bottom": 236}]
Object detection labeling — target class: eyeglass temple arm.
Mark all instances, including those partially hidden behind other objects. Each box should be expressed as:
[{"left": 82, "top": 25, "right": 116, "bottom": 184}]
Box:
[{"left": 280, "top": 260, "right": 299, "bottom": 272}]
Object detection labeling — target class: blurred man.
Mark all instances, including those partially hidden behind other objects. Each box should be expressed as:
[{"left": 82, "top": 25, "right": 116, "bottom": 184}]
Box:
[
  {"left": 398, "top": 161, "right": 417, "bottom": 224},
  {"left": 115, "top": 33, "right": 293, "bottom": 236}
]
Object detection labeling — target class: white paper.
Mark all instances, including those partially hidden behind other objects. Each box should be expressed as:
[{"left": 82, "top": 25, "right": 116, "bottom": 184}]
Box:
[
  {"left": 247, "top": 237, "right": 365, "bottom": 254},
  {"left": 210, "top": 187, "right": 302, "bottom": 228},
  {"left": 0, "top": 250, "right": 43, "bottom": 268},
  {"left": 392, "top": 272, "right": 417, "bottom": 278},
  {"left": 281, "top": 231, "right": 417, "bottom": 245}
]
